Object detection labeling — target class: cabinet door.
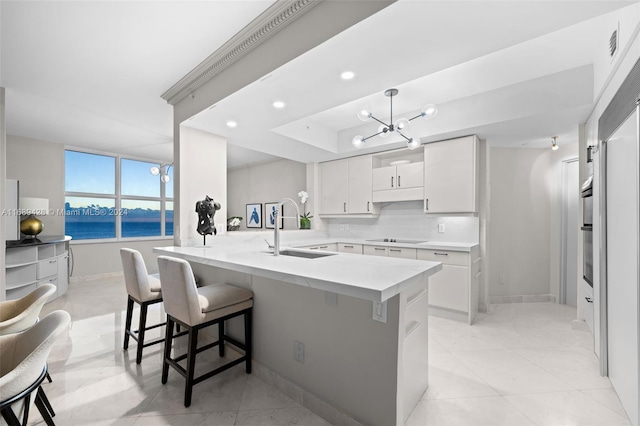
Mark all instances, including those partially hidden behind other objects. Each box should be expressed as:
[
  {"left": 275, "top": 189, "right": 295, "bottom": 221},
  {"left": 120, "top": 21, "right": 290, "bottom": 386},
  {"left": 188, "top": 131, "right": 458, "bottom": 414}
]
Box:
[
  {"left": 396, "top": 162, "right": 424, "bottom": 189},
  {"left": 372, "top": 166, "right": 396, "bottom": 191},
  {"left": 363, "top": 245, "right": 388, "bottom": 257},
  {"left": 348, "top": 155, "right": 374, "bottom": 213},
  {"left": 320, "top": 159, "right": 349, "bottom": 214},
  {"left": 338, "top": 243, "right": 363, "bottom": 254},
  {"left": 428, "top": 264, "right": 470, "bottom": 312},
  {"left": 424, "top": 136, "right": 477, "bottom": 213},
  {"left": 388, "top": 247, "right": 417, "bottom": 259}
]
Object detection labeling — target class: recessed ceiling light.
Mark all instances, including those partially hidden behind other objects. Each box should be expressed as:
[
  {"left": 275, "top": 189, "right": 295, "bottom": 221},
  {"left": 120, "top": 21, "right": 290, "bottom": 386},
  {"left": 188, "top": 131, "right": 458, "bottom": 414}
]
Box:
[
  {"left": 341, "top": 71, "right": 355, "bottom": 80},
  {"left": 273, "top": 101, "right": 285, "bottom": 109},
  {"left": 226, "top": 121, "right": 237, "bottom": 128}
]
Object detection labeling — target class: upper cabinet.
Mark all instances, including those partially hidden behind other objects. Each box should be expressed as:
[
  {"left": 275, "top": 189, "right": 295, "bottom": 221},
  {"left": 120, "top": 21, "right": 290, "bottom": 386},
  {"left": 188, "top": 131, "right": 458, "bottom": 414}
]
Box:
[
  {"left": 319, "top": 155, "right": 376, "bottom": 216},
  {"left": 371, "top": 148, "right": 424, "bottom": 203},
  {"left": 424, "top": 135, "right": 478, "bottom": 214}
]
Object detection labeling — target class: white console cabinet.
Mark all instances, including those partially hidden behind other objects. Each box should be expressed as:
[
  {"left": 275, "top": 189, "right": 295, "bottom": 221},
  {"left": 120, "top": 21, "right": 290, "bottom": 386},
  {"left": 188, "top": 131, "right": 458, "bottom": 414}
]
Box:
[{"left": 5, "top": 236, "right": 71, "bottom": 301}]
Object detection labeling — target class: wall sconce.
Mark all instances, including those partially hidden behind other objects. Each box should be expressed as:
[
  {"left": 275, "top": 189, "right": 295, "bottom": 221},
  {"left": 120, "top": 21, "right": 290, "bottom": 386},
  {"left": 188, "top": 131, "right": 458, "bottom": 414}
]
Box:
[{"left": 150, "top": 163, "right": 173, "bottom": 183}]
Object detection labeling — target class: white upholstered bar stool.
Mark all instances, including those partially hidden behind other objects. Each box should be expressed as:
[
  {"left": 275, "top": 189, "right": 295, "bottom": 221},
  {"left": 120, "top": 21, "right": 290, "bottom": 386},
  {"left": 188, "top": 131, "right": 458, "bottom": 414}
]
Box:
[
  {"left": 0, "top": 284, "right": 57, "bottom": 336},
  {"left": 120, "top": 248, "right": 165, "bottom": 364},
  {"left": 157, "top": 256, "right": 253, "bottom": 407}
]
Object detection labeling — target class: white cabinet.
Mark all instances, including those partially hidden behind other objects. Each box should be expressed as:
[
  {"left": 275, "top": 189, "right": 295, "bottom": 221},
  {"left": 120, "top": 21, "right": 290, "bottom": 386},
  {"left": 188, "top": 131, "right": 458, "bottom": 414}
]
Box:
[
  {"left": 417, "top": 246, "right": 481, "bottom": 324},
  {"left": 5, "top": 238, "right": 70, "bottom": 301},
  {"left": 337, "top": 243, "right": 363, "bottom": 254},
  {"left": 363, "top": 245, "right": 417, "bottom": 259},
  {"left": 424, "top": 135, "right": 478, "bottom": 214},
  {"left": 319, "top": 156, "right": 375, "bottom": 216},
  {"left": 300, "top": 243, "right": 338, "bottom": 252},
  {"left": 372, "top": 149, "right": 424, "bottom": 203}
]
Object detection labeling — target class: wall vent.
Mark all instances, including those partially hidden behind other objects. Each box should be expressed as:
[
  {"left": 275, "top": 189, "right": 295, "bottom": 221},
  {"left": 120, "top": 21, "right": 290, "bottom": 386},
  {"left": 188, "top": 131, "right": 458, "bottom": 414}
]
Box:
[{"left": 609, "top": 29, "right": 618, "bottom": 58}]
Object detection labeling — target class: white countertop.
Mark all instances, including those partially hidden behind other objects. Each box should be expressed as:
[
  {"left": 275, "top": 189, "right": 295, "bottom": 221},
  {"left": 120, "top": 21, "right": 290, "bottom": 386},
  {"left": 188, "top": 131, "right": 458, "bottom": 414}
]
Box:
[
  {"left": 154, "top": 233, "right": 444, "bottom": 302},
  {"left": 294, "top": 237, "right": 478, "bottom": 252}
]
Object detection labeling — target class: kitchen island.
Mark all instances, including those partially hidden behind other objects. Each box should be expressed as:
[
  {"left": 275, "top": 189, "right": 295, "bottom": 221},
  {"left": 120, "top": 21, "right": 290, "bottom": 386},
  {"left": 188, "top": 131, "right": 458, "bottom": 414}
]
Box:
[{"left": 154, "top": 234, "right": 442, "bottom": 425}]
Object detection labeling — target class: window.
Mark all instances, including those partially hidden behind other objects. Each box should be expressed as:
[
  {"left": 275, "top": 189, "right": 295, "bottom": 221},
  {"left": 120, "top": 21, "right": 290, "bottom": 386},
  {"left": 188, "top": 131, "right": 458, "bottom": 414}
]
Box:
[{"left": 65, "top": 150, "right": 173, "bottom": 241}]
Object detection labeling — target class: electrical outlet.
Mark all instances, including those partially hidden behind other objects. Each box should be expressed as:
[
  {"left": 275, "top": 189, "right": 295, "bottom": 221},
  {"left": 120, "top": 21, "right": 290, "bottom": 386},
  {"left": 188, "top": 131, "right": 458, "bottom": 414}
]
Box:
[
  {"left": 294, "top": 341, "right": 305, "bottom": 363},
  {"left": 345, "top": 224, "right": 349, "bottom": 230},
  {"left": 438, "top": 223, "right": 445, "bottom": 233},
  {"left": 372, "top": 301, "right": 387, "bottom": 323},
  {"left": 339, "top": 224, "right": 345, "bottom": 231}
]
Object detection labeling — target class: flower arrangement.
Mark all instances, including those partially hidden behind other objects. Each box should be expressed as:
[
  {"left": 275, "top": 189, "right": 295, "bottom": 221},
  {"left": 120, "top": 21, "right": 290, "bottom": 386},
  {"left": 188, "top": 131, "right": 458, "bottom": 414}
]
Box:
[
  {"left": 298, "top": 191, "right": 312, "bottom": 229},
  {"left": 227, "top": 216, "right": 242, "bottom": 231}
]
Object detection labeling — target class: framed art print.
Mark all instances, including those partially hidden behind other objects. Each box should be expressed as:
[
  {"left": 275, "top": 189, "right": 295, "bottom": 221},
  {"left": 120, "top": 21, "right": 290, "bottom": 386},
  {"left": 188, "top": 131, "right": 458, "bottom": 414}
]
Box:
[
  {"left": 265, "top": 202, "right": 283, "bottom": 229},
  {"left": 246, "top": 203, "right": 262, "bottom": 228}
]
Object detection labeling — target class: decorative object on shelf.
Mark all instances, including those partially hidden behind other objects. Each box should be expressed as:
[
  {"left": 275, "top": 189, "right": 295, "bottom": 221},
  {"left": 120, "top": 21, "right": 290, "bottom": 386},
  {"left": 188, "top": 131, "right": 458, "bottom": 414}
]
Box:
[
  {"left": 265, "top": 203, "right": 284, "bottom": 230},
  {"left": 551, "top": 136, "right": 559, "bottom": 151},
  {"left": 195, "top": 195, "right": 221, "bottom": 245},
  {"left": 149, "top": 163, "right": 173, "bottom": 183},
  {"left": 227, "top": 217, "right": 242, "bottom": 231},
  {"left": 19, "top": 197, "right": 49, "bottom": 238},
  {"left": 246, "top": 203, "right": 263, "bottom": 228},
  {"left": 298, "top": 191, "right": 313, "bottom": 229},
  {"left": 352, "top": 88, "right": 437, "bottom": 150}
]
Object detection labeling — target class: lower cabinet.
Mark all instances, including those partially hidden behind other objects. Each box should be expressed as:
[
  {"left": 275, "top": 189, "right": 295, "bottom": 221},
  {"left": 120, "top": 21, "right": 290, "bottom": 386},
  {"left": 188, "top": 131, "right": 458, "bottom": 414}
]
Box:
[
  {"left": 337, "top": 243, "right": 363, "bottom": 254},
  {"left": 5, "top": 240, "right": 70, "bottom": 302},
  {"left": 300, "top": 243, "right": 338, "bottom": 252},
  {"left": 417, "top": 246, "right": 481, "bottom": 324}
]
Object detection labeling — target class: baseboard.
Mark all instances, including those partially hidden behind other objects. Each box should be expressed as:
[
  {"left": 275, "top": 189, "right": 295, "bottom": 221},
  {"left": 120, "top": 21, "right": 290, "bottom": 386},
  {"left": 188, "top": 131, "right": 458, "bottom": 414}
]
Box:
[{"left": 489, "top": 294, "right": 556, "bottom": 304}]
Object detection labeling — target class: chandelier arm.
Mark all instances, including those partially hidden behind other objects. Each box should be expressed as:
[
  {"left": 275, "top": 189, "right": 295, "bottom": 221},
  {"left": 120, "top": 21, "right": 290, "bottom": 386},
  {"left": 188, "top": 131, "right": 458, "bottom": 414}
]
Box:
[
  {"left": 369, "top": 115, "right": 390, "bottom": 127},
  {"left": 396, "top": 131, "right": 411, "bottom": 142},
  {"left": 363, "top": 130, "right": 386, "bottom": 141},
  {"left": 408, "top": 114, "right": 423, "bottom": 121}
]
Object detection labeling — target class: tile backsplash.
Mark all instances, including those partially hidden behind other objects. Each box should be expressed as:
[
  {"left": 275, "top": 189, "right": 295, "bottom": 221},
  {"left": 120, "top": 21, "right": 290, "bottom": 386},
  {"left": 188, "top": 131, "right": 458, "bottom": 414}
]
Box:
[{"left": 326, "top": 201, "right": 479, "bottom": 243}]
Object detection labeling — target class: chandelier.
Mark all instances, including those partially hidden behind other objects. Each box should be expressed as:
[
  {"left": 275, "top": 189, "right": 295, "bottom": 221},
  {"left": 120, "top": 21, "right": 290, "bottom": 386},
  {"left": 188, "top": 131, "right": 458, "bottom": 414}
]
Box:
[
  {"left": 149, "top": 163, "right": 173, "bottom": 183},
  {"left": 352, "top": 88, "right": 438, "bottom": 150}
]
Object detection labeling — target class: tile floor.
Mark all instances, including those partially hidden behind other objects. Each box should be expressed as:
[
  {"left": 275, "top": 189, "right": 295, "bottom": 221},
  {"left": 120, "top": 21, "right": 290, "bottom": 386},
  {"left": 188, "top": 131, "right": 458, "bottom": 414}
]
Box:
[{"left": 29, "top": 276, "right": 630, "bottom": 426}]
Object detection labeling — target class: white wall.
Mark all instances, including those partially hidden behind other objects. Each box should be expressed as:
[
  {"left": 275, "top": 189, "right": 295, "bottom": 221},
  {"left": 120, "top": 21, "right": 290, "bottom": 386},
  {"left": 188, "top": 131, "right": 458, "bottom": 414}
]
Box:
[
  {"left": 487, "top": 143, "right": 578, "bottom": 299},
  {"left": 176, "top": 126, "right": 227, "bottom": 246},
  {"left": 325, "top": 201, "right": 479, "bottom": 243},
  {"left": 6, "top": 135, "right": 65, "bottom": 235},
  {"left": 227, "top": 159, "right": 306, "bottom": 231}
]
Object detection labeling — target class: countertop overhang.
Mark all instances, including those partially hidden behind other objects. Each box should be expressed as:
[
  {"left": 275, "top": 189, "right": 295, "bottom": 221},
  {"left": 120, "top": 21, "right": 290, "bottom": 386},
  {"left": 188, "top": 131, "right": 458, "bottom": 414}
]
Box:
[{"left": 154, "top": 239, "right": 443, "bottom": 303}]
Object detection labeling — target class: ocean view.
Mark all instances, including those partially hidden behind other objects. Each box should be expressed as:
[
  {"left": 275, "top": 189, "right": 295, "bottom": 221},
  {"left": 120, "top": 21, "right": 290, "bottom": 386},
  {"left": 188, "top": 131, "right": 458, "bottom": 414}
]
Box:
[{"left": 65, "top": 221, "right": 174, "bottom": 240}]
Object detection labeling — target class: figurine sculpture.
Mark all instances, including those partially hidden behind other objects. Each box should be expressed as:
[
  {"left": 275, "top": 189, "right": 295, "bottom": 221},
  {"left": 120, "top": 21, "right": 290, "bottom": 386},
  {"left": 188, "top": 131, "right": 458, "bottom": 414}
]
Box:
[{"left": 195, "top": 195, "right": 221, "bottom": 245}]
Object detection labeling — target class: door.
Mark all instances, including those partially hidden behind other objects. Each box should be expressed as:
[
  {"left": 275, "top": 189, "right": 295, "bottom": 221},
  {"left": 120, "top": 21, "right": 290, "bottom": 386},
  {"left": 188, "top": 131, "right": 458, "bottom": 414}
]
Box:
[
  {"left": 320, "top": 159, "right": 349, "bottom": 214},
  {"left": 605, "top": 111, "right": 639, "bottom": 424},
  {"left": 348, "top": 155, "right": 373, "bottom": 213},
  {"left": 561, "top": 159, "right": 579, "bottom": 307}
]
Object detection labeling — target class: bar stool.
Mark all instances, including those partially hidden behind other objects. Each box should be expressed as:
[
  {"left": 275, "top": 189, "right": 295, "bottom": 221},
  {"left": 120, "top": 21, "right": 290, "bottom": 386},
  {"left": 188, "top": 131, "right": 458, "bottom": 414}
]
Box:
[
  {"left": 157, "top": 256, "right": 253, "bottom": 407},
  {"left": 120, "top": 248, "right": 166, "bottom": 364}
]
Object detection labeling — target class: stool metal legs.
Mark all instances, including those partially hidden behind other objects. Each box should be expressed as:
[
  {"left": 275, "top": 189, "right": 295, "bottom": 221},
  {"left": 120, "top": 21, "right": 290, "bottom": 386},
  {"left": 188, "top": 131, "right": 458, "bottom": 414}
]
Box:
[
  {"left": 162, "top": 308, "right": 253, "bottom": 407},
  {"left": 123, "top": 296, "right": 165, "bottom": 364}
]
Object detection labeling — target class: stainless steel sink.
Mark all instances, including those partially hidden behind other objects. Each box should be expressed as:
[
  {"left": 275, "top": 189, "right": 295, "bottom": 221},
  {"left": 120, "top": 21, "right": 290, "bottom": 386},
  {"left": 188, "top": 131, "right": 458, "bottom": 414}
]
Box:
[
  {"left": 366, "top": 238, "right": 428, "bottom": 244},
  {"left": 279, "top": 250, "right": 336, "bottom": 259}
]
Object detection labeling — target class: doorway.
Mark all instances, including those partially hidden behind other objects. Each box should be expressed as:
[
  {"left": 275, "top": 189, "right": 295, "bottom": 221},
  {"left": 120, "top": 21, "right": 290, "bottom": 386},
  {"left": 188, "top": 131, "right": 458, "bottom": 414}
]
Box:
[{"left": 560, "top": 158, "right": 579, "bottom": 307}]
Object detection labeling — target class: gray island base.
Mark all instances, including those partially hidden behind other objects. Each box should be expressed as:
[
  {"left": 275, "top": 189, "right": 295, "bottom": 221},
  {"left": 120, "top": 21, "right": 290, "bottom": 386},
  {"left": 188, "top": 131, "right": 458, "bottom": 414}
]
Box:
[{"left": 154, "top": 241, "right": 441, "bottom": 425}]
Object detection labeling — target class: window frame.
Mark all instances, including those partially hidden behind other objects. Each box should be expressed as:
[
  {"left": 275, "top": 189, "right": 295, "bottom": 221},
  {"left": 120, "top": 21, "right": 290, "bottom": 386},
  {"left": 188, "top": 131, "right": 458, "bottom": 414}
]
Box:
[{"left": 64, "top": 147, "right": 174, "bottom": 244}]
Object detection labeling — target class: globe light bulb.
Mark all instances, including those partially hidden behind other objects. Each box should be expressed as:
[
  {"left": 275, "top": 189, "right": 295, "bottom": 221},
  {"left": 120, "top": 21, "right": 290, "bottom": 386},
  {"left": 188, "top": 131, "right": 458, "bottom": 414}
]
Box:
[
  {"left": 407, "top": 137, "right": 421, "bottom": 150},
  {"left": 149, "top": 166, "right": 160, "bottom": 176},
  {"left": 357, "top": 109, "right": 372, "bottom": 121},
  {"left": 352, "top": 135, "right": 365, "bottom": 149},
  {"left": 421, "top": 104, "right": 438, "bottom": 119},
  {"left": 161, "top": 174, "right": 171, "bottom": 183},
  {"left": 395, "top": 117, "right": 410, "bottom": 131},
  {"left": 378, "top": 124, "right": 390, "bottom": 137}
]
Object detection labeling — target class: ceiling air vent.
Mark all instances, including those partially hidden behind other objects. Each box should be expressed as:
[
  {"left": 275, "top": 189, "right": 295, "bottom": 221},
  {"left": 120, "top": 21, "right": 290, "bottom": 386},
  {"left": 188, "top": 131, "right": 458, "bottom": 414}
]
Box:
[{"left": 609, "top": 28, "right": 618, "bottom": 58}]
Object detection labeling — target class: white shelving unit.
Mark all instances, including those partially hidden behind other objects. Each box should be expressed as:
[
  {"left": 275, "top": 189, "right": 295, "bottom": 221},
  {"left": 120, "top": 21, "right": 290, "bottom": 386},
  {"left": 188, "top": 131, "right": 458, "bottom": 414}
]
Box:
[{"left": 5, "top": 237, "right": 70, "bottom": 301}]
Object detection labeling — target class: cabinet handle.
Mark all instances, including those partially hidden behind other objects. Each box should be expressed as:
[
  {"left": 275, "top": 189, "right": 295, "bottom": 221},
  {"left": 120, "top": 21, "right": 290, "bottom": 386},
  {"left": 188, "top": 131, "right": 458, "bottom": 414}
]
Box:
[
  {"left": 343, "top": 245, "right": 354, "bottom": 248},
  {"left": 367, "top": 201, "right": 370, "bottom": 212},
  {"left": 390, "top": 249, "right": 402, "bottom": 252},
  {"left": 585, "top": 297, "right": 593, "bottom": 303},
  {"left": 391, "top": 176, "right": 394, "bottom": 188},
  {"left": 49, "top": 260, "right": 56, "bottom": 264},
  {"left": 398, "top": 175, "right": 401, "bottom": 187},
  {"left": 434, "top": 252, "right": 449, "bottom": 256},
  {"left": 319, "top": 246, "right": 328, "bottom": 249},
  {"left": 309, "top": 247, "right": 319, "bottom": 250},
  {"left": 425, "top": 198, "right": 429, "bottom": 211},
  {"left": 374, "top": 248, "right": 386, "bottom": 251},
  {"left": 344, "top": 202, "right": 347, "bottom": 213}
]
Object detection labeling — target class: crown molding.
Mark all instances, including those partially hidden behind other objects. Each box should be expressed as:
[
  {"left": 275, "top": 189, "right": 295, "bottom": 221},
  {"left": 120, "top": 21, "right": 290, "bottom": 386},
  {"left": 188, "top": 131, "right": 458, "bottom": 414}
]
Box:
[{"left": 161, "top": 0, "right": 320, "bottom": 106}]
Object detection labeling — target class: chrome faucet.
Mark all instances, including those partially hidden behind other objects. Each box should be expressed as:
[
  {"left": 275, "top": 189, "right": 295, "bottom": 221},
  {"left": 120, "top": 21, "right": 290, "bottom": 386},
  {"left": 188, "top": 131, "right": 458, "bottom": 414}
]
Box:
[{"left": 273, "top": 198, "right": 300, "bottom": 256}]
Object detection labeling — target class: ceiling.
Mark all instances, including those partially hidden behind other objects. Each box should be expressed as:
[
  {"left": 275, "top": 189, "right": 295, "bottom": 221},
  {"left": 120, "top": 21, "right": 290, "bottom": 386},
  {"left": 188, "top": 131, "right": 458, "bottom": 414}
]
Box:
[{"left": 2, "top": 1, "right": 638, "bottom": 168}]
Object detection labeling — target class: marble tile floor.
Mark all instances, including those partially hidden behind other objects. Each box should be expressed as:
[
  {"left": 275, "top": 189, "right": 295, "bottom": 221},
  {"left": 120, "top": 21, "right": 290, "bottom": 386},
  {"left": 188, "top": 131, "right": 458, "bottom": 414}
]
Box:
[{"left": 29, "top": 275, "right": 629, "bottom": 426}]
